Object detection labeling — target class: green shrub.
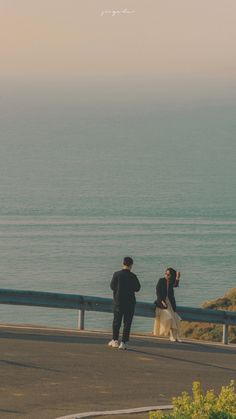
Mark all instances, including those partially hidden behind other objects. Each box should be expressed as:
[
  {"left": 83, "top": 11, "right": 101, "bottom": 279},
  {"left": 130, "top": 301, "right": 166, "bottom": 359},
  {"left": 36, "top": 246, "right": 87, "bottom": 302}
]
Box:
[{"left": 150, "top": 381, "right": 236, "bottom": 419}]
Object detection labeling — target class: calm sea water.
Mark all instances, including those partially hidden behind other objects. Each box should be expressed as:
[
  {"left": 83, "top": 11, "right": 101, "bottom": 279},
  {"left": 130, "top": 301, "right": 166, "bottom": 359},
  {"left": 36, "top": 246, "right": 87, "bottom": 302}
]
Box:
[{"left": 0, "top": 82, "right": 235, "bottom": 331}]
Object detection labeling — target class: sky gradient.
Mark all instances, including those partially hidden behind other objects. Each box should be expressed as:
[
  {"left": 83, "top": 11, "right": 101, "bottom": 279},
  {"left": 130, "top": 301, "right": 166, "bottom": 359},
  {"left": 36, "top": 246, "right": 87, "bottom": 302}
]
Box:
[{"left": 1, "top": 0, "right": 236, "bottom": 82}]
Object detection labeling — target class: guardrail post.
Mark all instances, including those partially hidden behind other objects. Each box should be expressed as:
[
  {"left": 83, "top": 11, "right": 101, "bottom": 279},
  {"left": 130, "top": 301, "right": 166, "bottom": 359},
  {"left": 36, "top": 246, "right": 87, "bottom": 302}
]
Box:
[
  {"left": 78, "top": 309, "right": 85, "bottom": 330},
  {"left": 222, "top": 323, "right": 228, "bottom": 345}
]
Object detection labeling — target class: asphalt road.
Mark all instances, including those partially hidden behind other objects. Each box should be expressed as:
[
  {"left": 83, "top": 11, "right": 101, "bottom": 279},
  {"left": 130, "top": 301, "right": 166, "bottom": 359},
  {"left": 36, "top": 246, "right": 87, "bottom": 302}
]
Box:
[{"left": 0, "top": 325, "right": 236, "bottom": 419}]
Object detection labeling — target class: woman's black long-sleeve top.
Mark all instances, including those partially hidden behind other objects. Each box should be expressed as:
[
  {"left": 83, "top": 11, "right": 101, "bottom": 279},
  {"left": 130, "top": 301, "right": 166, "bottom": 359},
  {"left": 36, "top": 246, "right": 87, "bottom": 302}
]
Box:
[{"left": 155, "top": 277, "right": 179, "bottom": 312}]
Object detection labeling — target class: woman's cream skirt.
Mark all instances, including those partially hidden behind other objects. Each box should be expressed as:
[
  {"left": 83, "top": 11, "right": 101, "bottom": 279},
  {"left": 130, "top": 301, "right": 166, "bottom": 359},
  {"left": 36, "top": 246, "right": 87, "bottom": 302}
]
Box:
[{"left": 153, "top": 298, "right": 181, "bottom": 337}]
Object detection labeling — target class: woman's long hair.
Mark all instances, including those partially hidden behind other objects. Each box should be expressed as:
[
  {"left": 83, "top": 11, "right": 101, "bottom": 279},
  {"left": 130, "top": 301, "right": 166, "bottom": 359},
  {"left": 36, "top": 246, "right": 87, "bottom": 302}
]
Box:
[{"left": 166, "top": 267, "right": 177, "bottom": 285}]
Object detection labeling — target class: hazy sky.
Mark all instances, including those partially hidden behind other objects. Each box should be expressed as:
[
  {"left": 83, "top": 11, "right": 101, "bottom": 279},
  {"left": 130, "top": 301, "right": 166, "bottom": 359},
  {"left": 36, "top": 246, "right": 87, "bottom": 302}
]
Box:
[{"left": 1, "top": 0, "right": 236, "bottom": 81}]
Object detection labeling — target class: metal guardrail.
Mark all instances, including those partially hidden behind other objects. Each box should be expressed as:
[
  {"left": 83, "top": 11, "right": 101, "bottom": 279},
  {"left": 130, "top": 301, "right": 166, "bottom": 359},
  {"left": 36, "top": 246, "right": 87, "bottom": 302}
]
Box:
[{"left": 0, "top": 288, "right": 235, "bottom": 344}]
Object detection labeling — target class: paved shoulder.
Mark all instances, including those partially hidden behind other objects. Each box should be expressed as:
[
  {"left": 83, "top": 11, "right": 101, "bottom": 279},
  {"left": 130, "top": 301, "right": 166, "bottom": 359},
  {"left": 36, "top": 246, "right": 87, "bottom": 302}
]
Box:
[{"left": 0, "top": 325, "right": 235, "bottom": 418}]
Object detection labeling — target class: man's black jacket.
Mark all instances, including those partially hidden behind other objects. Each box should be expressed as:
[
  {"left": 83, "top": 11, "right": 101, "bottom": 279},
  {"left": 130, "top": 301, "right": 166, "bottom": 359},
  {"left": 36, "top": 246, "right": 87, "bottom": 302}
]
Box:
[{"left": 110, "top": 269, "right": 141, "bottom": 308}]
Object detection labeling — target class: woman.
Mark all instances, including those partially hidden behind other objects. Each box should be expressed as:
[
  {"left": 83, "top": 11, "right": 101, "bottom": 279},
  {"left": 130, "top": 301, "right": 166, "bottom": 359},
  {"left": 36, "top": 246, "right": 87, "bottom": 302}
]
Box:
[{"left": 153, "top": 268, "right": 182, "bottom": 342}]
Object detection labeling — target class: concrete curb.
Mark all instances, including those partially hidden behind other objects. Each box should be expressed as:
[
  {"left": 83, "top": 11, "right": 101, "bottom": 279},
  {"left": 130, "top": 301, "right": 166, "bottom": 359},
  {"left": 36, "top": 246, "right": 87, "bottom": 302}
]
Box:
[
  {"left": 55, "top": 404, "right": 173, "bottom": 419},
  {"left": 0, "top": 324, "right": 235, "bottom": 348}
]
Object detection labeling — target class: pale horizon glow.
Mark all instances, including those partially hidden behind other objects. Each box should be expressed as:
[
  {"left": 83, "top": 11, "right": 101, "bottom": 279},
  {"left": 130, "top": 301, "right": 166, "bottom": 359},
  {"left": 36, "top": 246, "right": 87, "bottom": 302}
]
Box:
[{"left": 0, "top": 0, "right": 236, "bottom": 82}]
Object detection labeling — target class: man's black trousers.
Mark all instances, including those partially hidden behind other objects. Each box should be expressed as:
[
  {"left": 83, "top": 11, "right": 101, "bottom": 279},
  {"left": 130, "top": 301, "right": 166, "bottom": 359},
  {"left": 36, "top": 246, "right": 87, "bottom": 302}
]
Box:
[{"left": 112, "top": 305, "right": 135, "bottom": 343}]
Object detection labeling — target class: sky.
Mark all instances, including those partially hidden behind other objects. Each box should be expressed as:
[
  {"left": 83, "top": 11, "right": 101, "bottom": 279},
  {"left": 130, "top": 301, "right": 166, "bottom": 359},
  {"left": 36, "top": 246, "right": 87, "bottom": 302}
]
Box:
[{"left": 1, "top": 0, "right": 236, "bottom": 83}]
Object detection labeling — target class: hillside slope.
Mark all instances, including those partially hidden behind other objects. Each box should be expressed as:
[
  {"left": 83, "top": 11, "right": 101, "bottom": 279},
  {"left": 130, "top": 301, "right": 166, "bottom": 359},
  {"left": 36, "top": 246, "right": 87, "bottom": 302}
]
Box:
[{"left": 181, "top": 288, "right": 236, "bottom": 343}]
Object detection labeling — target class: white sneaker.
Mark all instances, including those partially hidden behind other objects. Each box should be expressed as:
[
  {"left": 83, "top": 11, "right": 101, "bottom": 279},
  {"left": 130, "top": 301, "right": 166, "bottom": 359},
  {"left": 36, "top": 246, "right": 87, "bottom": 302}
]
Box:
[
  {"left": 108, "top": 339, "right": 119, "bottom": 348},
  {"left": 169, "top": 330, "right": 177, "bottom": 342},
  {"left": 119, "top": 342, "right": 127, "bottom": 350}
]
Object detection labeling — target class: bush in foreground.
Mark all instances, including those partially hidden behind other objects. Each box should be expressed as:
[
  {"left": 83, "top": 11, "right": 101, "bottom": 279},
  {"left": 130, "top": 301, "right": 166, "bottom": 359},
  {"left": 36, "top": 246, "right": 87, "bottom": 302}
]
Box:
[{"left": 150, "top": 381, "right": 236, "bottom": 418}]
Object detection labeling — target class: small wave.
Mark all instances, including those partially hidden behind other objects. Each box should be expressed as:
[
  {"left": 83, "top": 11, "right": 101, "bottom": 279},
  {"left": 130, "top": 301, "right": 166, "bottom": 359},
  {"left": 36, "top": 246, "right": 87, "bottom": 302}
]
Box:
[{"left": 0, "top": 217, "right": 236, "bottom": 226}]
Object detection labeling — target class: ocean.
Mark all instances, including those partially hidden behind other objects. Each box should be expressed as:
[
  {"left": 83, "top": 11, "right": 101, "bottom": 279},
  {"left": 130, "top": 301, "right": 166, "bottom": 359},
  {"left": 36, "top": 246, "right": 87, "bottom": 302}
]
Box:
[{"left": 0, "top": 80, "right": 235, "bottom": 332}]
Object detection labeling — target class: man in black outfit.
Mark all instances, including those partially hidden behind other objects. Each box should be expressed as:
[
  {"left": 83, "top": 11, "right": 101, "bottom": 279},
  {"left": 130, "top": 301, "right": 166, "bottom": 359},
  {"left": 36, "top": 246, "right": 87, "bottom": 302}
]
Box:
[{"left": 108, "top": 256, "right": 141, "bottom": 350}]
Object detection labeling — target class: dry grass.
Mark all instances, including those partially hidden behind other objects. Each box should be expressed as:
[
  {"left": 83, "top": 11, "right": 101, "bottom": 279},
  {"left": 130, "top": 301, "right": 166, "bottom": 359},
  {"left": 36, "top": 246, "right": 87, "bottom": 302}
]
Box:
[{"left": 181, "top": 287, "right": 236, "bottom": 343}]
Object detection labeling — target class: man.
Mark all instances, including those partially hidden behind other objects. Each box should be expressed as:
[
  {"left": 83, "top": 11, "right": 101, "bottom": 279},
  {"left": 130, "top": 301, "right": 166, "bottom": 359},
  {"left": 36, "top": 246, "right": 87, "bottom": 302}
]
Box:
[{"left": 108, "top": 256, "right": 141, "bottom": 350}]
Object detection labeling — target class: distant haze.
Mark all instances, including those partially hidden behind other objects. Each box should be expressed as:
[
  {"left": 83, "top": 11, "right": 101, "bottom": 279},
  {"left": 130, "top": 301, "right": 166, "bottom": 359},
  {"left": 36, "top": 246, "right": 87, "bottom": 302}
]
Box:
[{"left": 1, "top": 0, "right": 236, "bottom": 82}]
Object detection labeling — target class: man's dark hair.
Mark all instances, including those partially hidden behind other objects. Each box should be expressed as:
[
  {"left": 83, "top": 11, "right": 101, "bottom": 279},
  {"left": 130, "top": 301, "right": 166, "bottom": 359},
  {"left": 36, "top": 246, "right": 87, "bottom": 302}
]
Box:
[{"left": 123, "top": 256, "right": 133, "bottom": 267}]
